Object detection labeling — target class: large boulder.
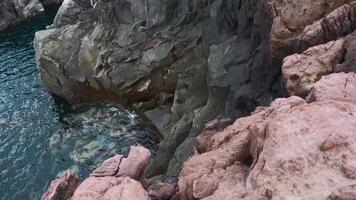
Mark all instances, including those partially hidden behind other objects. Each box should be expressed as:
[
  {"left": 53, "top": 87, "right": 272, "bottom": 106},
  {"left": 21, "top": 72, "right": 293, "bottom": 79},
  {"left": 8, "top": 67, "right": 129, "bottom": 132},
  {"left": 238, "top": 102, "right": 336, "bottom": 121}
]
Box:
[{"left": 177, "top": 97, "right": 356, "bottom": 199}]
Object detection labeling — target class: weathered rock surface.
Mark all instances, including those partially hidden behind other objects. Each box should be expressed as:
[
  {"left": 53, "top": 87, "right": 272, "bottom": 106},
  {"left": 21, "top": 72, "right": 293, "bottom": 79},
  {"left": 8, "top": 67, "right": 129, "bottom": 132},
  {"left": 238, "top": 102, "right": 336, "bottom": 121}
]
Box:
[
  {"left": 177, "top": 97, "right": 356, "bottom": 200},
  {"left": 282, "top": 31, "right": 356, "bottom": 97},
  {"left": 35, "top": 0, "right": 356, "bottom": 178},
  {"left": 307, "top": 72, "right": 356, "bottom": 103},
  {"left": 42, "top": 146, "right": 160, "bottom": 200},
  {"left": 41, "top": 171, "right": 80, "bottom": 200},
  {"left": 271, "top": 1, "right": 356, "bottom": 61},
  {"left": 282, "top": 39, "right": 346, "bottom": 97},
  {"left": 71, "top": 176, "right": 150, "bottom": 200},
  {"left": 0, "top": 0, "right": 44, "bottom": 31}
]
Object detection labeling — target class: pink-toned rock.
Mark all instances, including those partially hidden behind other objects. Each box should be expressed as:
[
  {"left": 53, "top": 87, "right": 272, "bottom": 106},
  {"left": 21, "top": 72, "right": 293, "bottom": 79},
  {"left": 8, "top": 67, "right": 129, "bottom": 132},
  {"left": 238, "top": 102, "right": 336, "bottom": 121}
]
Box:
[
  {"left": 71, "top": 176, "right": 150, "bottom": 200},
  {"left": 116, "top": 146, "right": 151, "bottom": 180},
  {"left": 71, "top": 176, "right": 122, "bottom": 200},
  {"left": 41, "top": 171, "right": 80, "bottom": 200},
  {"left": 148, "top": 182, "right": 177, "bottom": 200},
  {"left": 91, "top": 155, "right": 123, "bottom": 177},
  {"left": 282, "top": 39, "right": 346, "bottom": 97},
  {"left": 196, "top": 117, "right": 233, "bottom": 153},
  {"left": 43, "top": 146, "right": 153, "bottom": 200},
  {"left": 307, "top": 72, "right": 356, "bottom": 103},
  {"left": 299, "top": 2, "right": 356, "bottom": 51},
  {"left": 177, "top": 97, "right": 356, "bottom": 199},
  {"left": 270, "top": 1, "right": 356, "bottom": 61},
  {"left": 102, "top": 177, "right": 150, "bottom": 200}
]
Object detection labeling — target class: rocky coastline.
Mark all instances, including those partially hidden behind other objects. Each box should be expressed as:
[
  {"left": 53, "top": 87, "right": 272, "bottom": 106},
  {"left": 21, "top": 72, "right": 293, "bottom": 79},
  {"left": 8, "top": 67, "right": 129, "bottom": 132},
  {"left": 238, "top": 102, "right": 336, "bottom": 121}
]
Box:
[
  {"left": 0, "top": 0, "right": 61, "bottom": 32},
  {"left": 34, "top": 0, "right": 356, "bottom": 199}
]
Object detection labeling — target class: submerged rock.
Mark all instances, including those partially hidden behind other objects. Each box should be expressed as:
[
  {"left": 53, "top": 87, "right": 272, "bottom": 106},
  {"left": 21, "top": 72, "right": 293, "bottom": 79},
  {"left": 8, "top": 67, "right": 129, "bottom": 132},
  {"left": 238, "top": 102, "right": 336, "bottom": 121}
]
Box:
[{"left": 47, "top": 102, "right": 159, "bottom": 181}]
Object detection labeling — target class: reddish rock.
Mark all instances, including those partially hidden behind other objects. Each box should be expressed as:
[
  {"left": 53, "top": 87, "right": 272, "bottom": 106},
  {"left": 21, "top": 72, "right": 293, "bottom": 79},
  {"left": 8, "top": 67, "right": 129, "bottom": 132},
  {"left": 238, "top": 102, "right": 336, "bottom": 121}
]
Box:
[
  {"left": 196, "top": 117, "right": 234, "bottom": 153},
  {"left": 91, "top": 155, "right": 123, "bottom": 177},
  {"left": 42, "top": 146, "right": 154, "bottom": 200},
  {"left": 116, "top": 146, "right": 151, "bottom": 180},
  {"left": 282, "top": 39, "right": 346, "bottom": 97},
  {"left": 41, "top": 171, "right": 80, "bottom": 200},
  {"left": 71, "top": 176, "right": 150, "bottom": 200},
  {"left": 177, "top": 97, "right": 356, "bottom": 199},
  {"left": 307, "top": 72, "right": 356, "bottom": 103}
]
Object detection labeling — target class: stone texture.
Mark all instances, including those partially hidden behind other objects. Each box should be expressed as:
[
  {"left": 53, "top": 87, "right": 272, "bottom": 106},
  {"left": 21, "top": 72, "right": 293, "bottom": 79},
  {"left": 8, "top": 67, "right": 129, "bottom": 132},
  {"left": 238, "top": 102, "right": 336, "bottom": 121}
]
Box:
[
  {"left": 0, "top": 0, "right": 45, "bottom": 32},
  {"left": 35, "top": 0, "right": 356, "bottom": 178},
  {"left": 270, "top": 1, "right": 356, "bottom": 61},
  {"left": 177, "top": 97, "right": 356, "bottom": 199},
  {"left": 71, "top": 176, "right": 150, "bottom": 200},
  {"left": 282, "top": 39, "right": 346, "bottom": 97},
  {"left": 307, "top": 72, "right": 356, "bottom": 103},
  {"left": 116, "top": 146, "right": 151, "bottom": 180},
  {"left": 41, "top": 171, "right": 80, "bottom": 200},
  {"left": 282, "top": 30, "right": 356, "bottom": 98},
  {"left": 42, "top": 146, "right": 155, "bottom": 200},
  {"left": 148, "top": 182, "right": 177, "bottom": 200},
  {"left": 91, "top": 155, "right": 123, "bottom": 177}
]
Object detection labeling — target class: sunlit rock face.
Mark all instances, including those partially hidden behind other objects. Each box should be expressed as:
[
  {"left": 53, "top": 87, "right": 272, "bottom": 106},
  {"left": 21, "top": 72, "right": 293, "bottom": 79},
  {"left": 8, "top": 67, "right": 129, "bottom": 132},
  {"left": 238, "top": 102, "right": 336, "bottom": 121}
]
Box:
[
  {"left": 177, "top": 97, "right": 356, "bottom": 200},
  {"left": 282, "top": 30, "right": 356, "bottom": 97},
  {"left": 35, "top": 0, "right": 356, "bottom": 177}
]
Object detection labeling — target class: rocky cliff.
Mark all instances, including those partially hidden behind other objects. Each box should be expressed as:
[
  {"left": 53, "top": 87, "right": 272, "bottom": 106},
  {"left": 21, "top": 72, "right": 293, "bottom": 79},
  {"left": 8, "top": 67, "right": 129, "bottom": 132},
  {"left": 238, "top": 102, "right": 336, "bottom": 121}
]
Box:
[
  {"left": 0, "top": 0, "right": 61, "bottom": 32},
  {"left": 36, "top": 0, "right": 356, "bottom": 194}
]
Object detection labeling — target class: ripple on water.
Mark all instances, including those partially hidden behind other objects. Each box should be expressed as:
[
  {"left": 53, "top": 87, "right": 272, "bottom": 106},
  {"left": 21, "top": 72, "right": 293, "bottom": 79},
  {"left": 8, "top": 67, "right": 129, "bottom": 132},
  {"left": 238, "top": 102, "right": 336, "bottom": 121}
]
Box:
[{"left": 0, "top": 6, "right": 159, "bottom": 200}]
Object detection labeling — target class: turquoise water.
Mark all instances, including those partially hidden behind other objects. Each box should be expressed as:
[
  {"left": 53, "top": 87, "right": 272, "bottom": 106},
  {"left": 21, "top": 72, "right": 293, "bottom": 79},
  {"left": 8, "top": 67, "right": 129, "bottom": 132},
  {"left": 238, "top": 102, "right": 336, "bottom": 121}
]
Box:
[{"left": 0, "top": 6, "right": 158, "bottom": 200}]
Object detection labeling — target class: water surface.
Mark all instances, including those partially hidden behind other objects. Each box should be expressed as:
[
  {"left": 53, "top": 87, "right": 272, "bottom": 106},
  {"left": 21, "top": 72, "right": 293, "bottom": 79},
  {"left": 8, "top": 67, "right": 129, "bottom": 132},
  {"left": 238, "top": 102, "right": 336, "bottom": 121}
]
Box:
[{"left": 0, "top": 6, "right": 158, "bottom": 200}]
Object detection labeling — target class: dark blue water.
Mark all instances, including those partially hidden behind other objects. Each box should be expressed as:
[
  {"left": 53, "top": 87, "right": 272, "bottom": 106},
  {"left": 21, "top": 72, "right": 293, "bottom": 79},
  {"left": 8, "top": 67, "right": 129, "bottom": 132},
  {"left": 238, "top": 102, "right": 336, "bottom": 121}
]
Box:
[{"left": 0, "top": 6, "right": 158, "bottom": 200}]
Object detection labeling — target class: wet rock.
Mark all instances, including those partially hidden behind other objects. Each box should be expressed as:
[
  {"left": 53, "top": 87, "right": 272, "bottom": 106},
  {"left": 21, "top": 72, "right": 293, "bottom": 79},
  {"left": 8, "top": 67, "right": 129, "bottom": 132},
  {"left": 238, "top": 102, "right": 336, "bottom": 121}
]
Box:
[
  {"left": 48, "top": 102, "right": 158, "bottom": 173},
  {"left": 307, "top": 72, "right": 356, "bottom": 103},
  {"left": 177, "top": 97, "right": 356, "bottom": 199},
  {"left": 41, "top": 171, "right": 80, "bottom": 200}
]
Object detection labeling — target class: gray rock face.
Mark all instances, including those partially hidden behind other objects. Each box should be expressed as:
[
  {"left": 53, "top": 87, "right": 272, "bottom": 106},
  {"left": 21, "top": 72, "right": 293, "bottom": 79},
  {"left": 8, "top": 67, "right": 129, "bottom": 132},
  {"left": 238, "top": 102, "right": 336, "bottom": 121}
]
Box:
[
  {"left": 0, "top": 0, "right": 64, "bottom": 32},
  {"left": 35, "top": 0, "right": 280, "bottom": 177},
  {"left": 0, "top": 0, "right": 44, "bottom": 31}
]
